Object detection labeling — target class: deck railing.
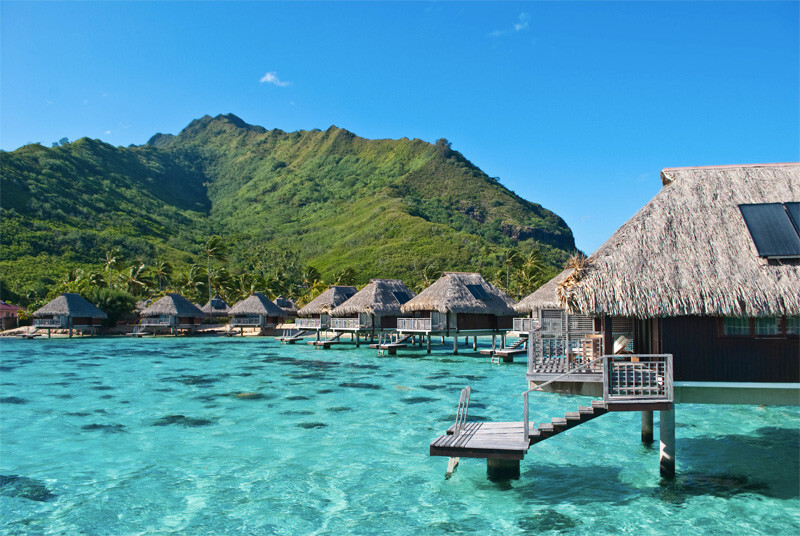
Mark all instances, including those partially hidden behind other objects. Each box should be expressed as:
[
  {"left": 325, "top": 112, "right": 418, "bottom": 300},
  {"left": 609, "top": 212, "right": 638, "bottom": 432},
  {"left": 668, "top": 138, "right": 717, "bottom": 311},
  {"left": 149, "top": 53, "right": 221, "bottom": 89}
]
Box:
[
  {"left": 603, "top": 354, "right": 673, "bottom": 404},
  {"left": 397, "top": 317, "right": 447, "bottom": 332},
  {"left": 33, "top": 318, "right": 65, "bottom": 328},
  {"left": 140, "top": 318, "right": 171, "bottom": 327},
  {"left": 331, "top": 318, "right": 363, "bottom": 330},
  {"left": 230, "top": 316, "right": 261, "bottom": 326},
  {"left": 295, "top": 318, "right": 322, "bottom": 330},
  {"left": 513, "top": 317, "right": 539, "bottom": 333}
]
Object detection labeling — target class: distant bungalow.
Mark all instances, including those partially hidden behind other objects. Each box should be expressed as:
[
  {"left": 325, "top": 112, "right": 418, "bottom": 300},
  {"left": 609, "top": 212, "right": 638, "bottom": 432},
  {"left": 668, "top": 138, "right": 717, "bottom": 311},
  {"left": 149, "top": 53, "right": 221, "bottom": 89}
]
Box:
[
  {"left": 139, "top": 293, "right": 204, "bottom": 335},
  {"left": 228, "top": 293, "right": 286, "bottom": 334},
  {"left": 0, "top": 300, "right": 24, "bottom": 331},
  {"left": 32, "top": 293, "right": 107, "bottom": 337},
  {"left": 200, "top": 295, "right": 231, "bottom": 319},
  {"left": 329, "top": 279, "right": 416, "bottom": 345},
  {"left": 398, "top": 272, "right": 516, "bottom": 354},
  {"left": 295, "top": 285, "right": 358, "bottom": 339},
  {"left": 274, "top": 295, "right": 298, "bottom": 319}
]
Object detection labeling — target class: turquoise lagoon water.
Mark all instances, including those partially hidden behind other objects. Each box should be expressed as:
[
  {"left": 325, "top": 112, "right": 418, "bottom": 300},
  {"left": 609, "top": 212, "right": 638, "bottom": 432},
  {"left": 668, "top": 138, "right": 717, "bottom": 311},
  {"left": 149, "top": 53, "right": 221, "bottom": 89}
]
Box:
[{"left": 0, "top": 337, "right": 798, "bottom": 535}]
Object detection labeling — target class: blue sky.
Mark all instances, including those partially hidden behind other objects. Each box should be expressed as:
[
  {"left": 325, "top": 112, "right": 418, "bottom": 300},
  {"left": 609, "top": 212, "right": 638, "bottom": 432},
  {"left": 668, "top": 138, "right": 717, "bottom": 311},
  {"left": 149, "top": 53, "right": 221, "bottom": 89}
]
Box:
[{"left": 2, "top": 1, "right": 798, "bottom": 254}]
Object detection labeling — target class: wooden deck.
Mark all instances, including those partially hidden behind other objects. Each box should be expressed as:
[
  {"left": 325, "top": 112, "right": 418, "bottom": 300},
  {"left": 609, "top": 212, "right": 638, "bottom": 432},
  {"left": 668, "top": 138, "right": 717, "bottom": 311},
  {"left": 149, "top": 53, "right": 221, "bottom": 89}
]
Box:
[{"left": 430, "top": 422, "right": 531, "bottom": 460}]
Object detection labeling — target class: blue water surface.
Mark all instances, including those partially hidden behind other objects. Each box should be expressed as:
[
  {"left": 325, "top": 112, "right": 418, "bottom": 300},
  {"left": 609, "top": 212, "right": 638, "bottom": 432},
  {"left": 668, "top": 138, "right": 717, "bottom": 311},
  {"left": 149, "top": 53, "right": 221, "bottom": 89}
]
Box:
[{"left": 0, "top": 337, "right": 798, "bottom": 535}]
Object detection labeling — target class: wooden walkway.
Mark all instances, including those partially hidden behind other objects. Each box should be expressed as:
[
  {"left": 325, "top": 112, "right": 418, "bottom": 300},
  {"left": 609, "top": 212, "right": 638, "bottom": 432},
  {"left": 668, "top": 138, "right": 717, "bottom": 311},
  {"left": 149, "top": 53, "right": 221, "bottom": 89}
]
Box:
[{"left": 430, "top": 422, "right": 531, "bottom": 460}]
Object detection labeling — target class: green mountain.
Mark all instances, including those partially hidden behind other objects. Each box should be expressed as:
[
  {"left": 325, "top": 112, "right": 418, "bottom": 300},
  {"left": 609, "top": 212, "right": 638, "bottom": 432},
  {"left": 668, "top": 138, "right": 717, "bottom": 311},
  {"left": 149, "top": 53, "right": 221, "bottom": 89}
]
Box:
[{"left": 0, "top": 113, "right": 576, "bottom": 302}]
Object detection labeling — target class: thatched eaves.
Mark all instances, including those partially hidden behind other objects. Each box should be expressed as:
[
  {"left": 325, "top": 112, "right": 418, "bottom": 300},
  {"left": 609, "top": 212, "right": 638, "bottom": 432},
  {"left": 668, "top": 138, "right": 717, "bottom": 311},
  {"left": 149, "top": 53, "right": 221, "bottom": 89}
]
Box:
[
  {"left": 298, "top": 286, "right": 357, "bottom": 316},
  {"left": 274, "top": 295, "right": 298, "bottom": 316},
  {"left": 229, "top": 293, "right": 286, "bottom": 318},
  {"left": 558, "top": 163, "right": 800, "bottom": 318},
  {"left": 331, "top": 279, "right": 416, "bottom": 316},
  {"left": 400, "top": 272, "right": 517, "bottom": 315},
  {"left": 515, "top": 268, "right": 573, "bottom": 314},
  {"left": 33, "top": 293, "right": 108, "bottom": 319},
  {"left": 141, "top": 293, "right": 203, "bottom": 317},
  {"left": 201, "top": 295, "right": 231, "bottom": 316}
]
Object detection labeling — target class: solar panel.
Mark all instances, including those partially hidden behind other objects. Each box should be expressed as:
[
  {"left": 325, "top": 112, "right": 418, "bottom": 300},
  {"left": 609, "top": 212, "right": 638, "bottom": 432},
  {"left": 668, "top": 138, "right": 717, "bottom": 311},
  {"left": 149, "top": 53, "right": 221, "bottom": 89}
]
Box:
[
  {"left": 391, "top": 291, "right": 411, "bottom": 305},
  {"left": 786, "top": 202, "right": 800, "bottom": 235},
  {"left": 465, "top": 284, "right": 490, "bottom": 301},
  {"left": 739, "top": 203, "right": 800, "bottom": 258}
]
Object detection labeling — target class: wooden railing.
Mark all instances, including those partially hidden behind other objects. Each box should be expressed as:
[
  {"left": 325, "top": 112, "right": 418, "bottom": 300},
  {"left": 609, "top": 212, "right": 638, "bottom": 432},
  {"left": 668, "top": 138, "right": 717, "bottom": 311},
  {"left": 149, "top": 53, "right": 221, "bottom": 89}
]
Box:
[
  {"left": 513, "top": 317, "right": 539, "bottom": 332},
  {"left": 453, "top": 386, "right": 471, "bottom": 437},
  {"left": 141, "top": 318, "right": 171, "bottom": 326},
  {"left": 33, "top": 318, "right": 64, "bottom": 328},
  {"left": 331, "top": 318, "right": 364, "bottom": 330},
  {"left": 230, "top": 316, "right": 261, "bottom": 326},
  {"left": 603, "top": 354, "right": 673, "bottom": 404},
  {"left": 295, "top": 318, "right": 323, "bottom": 330},
  {"left": 397, "top": 317, "right": 447, "bottom": 332}
]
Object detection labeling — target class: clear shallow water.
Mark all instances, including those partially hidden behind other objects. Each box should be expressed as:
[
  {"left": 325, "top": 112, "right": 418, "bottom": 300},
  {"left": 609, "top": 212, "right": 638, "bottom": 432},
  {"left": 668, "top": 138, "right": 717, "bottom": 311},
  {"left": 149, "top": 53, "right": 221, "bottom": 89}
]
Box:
[{"left": 0, "top": 337, "right": 797, "bottom": 535}]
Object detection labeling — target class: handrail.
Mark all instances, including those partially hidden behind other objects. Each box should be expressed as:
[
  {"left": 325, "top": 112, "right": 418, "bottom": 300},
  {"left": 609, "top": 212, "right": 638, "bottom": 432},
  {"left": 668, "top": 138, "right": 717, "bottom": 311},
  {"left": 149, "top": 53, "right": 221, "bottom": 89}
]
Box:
[
  {"left": 453, "top": 386, "right": 471, "bottom": 437},
  {"left": 521, "top": 355, "right": 606, "bottom": 444}
]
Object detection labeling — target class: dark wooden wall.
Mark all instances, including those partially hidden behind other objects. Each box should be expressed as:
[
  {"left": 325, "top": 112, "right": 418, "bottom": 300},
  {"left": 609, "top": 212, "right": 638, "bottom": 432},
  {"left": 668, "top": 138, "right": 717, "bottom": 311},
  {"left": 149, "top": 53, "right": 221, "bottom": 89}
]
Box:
[{"left": 658, "top": 316, "right": 799, "bottom": 383}]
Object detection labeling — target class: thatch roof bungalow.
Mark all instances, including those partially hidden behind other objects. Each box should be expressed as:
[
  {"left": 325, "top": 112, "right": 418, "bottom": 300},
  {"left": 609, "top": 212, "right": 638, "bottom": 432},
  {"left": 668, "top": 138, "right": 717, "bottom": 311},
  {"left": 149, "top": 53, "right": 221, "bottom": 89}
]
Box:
[
  {"left": 274, "top": 295, "right": 298, "bottom": 319},
  {"left": 229, "top": 293, "right": 286, "bottom": 333},
  {"left": 32, "top": 293, "right": 107, "bottom": 337},
  {"left": 201, "top": 295, "right": 231, "bottom": 319},
  {"left": 399, "top": 272, "right": 516, "bottom": 336},
  {"left": 553, "top": 163, "right": 799, "bottom": 403},
  {"left": 140, "top": 293, "right": 204, "bottom": 335},
  {"left": 296, "top": 286, "right": 357, "bottom": 330},
  {"left": 329, "top": 279, "right": 416, "bottom": 332}
]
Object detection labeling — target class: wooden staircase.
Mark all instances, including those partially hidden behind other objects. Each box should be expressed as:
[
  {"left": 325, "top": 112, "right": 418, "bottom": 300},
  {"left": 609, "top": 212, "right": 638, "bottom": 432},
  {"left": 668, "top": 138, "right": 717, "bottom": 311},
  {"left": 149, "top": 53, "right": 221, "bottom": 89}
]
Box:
[{"left": 528, "top": 400, "right": 608, "bottom": 445}]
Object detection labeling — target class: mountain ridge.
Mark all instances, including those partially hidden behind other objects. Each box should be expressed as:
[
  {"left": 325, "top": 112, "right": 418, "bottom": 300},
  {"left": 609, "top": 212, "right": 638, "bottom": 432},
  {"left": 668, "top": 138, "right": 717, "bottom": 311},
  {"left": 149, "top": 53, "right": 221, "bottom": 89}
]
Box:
[{"left": 1, "top": 113, "right": 576, "bottom": 302}]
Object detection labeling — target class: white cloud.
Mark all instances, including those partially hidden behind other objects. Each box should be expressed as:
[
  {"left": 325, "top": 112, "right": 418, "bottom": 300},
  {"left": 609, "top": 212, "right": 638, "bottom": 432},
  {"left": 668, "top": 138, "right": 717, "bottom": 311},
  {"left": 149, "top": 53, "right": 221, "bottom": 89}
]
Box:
[
  {"left": 260, "top": 71, "right": 291, "bottom": 87},
  {"left": 104, "top": 130, "right": 111, "bottom": 135},
  {"left": 490, "top": 12, "right": 531, "bottom": 37}
]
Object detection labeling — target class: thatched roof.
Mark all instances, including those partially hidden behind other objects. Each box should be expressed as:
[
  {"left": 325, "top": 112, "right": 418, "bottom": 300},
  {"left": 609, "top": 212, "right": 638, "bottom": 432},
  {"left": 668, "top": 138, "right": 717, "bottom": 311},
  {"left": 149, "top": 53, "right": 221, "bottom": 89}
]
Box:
[
  {"left": 331, "top": 279, "right": 416, "bottom": 316},
  {"left": 229, "top": 293, "right": 286, "bottom": 318},
  {"left": 297, "top": 286, "right": 357, "bottom": 316},
  {"left": 141, "top": 293, "right": 203, "bottom": 317},
  {"left": 33, "top": 293, "right": 107, "bottom": 319},
  {"left": 400, "top": 272, "right": 517, "bottom": 315},
  {"left": 515, "top": 269, "right": 573, "bottom": 314},
  {"left": 274, "top": 295, "right": 298, "bottom": 316},
  {"left": 201, "top": 295, "right": 231, "bottom": 315},
  {"left": 558, "top": 163, "right": 800, "bottom": 318}
]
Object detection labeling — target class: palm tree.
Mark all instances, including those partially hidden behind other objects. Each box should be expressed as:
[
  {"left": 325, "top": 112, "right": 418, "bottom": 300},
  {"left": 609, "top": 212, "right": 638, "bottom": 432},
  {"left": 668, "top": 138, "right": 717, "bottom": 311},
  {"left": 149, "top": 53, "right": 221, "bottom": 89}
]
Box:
[
  {"left": 151, "top": 261, "right": 172, "bottom": 293},
  {"left": 502, "top": 248, "right": 522, "bottom": 290},
  {"left": 202, "top": 236, "right": 229, "bottom": 304},
  {"left": 121, "top": 263, "right": 150, "bottom": 296}
]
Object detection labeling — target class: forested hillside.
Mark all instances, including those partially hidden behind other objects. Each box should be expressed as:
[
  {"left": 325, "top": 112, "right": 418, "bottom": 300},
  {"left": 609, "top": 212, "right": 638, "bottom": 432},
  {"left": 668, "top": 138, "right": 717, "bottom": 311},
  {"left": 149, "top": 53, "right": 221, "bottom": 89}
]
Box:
[{"left": 0, "top": 114, "right": 577, "bottom": 308}]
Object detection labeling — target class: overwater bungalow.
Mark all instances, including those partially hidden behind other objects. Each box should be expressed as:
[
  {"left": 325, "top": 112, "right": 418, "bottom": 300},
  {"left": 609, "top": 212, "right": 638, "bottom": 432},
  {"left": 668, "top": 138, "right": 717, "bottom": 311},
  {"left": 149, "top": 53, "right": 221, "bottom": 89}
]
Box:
[
  {"left": 0, "top": 301, "right": 24, "bottom": 331},
  {"left": 398, "top": 272, "right": 516, "bottom": 354},
  {"left": 200, "top": 295, "right": 231, "bottom": 320},
  {"left": 228, "top": 293, "right": 286, "bottom": 334},
  {"left": 294, "top": 285, "right": 357, "bottom": 342},
  {"left": 139, "top": 293, "right": 204, "bottom": 335},
  {"left": 329, "top": 279, "right": 416, "bottom": 346},
  {"left": 430, "top": 163, "right": 799, "bottom": 480},
  {"left": 32, "top": 293, "right": 107, "bottom": 337},
  {"left": 274, "top": 295, "right": 298, "bottom": 320}
]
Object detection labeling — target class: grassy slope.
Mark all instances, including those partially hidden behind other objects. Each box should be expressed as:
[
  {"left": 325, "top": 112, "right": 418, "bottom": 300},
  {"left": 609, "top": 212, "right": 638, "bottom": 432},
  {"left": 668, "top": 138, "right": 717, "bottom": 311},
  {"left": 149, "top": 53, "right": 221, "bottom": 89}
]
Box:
[{"left": 0, "top": 114, "right": 576, "bottom": 297}]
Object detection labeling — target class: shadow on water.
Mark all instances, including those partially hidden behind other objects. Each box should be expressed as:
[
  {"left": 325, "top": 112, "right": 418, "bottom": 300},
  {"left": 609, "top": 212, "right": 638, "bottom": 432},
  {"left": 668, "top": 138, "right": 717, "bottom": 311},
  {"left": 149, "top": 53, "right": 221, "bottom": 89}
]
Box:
[
  {"left": 512, "top": 465, "right": 638, "bottom": 505},
  {"left": 0, "top": 475, "right": 57, "bottom": 502}
]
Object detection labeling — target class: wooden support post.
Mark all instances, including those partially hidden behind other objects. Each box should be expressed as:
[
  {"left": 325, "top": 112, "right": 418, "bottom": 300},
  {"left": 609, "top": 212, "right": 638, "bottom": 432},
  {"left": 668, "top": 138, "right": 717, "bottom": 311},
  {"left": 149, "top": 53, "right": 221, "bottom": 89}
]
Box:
[
  {"left": 453, "top": 336, "right": 458, "bottom": 355},
  {"left": 427, "top": 333, "right": 431, "bottom": 353},
  {"left": 464, "top": 336, "right": 469, "bottom": 346},
  {"left": 441, "top": 335, "right": 445, "bottom": 344},
  {"left": 501, "top": 334, "right": 506, "bottom": 348},
  {"left": 659, "top": 408, "right": 675, "bottom": 478},
  {"left": 487, "top": 458, "right": 520, "bottom": 481},
  {"left": 316, "top": 331, "right": 320, "bottom": 342},
  {"left": 446, "top": 457, "right": 459, "bottom": 478},
  {"left": 642, "top": 410, "right": 654, "bottom": 444},
  {"left": 356, "top": 332, "right": 360, "bottom": 347},
  {"left": 492, "top": 335, "right": 497, "bottom": 351},
  {"left": 472, "top": 336, "right": 477, "bottom": 351},
  {"left": 69, "top": 327, "right": 73, "bottom": 338}
]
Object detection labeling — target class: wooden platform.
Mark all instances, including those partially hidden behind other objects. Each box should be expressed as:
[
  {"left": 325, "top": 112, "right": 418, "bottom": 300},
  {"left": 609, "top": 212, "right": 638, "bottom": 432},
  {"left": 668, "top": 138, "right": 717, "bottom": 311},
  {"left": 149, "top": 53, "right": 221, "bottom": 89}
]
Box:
[{"left": 430, "top": 422, "right": 531, "bottom": 460}]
